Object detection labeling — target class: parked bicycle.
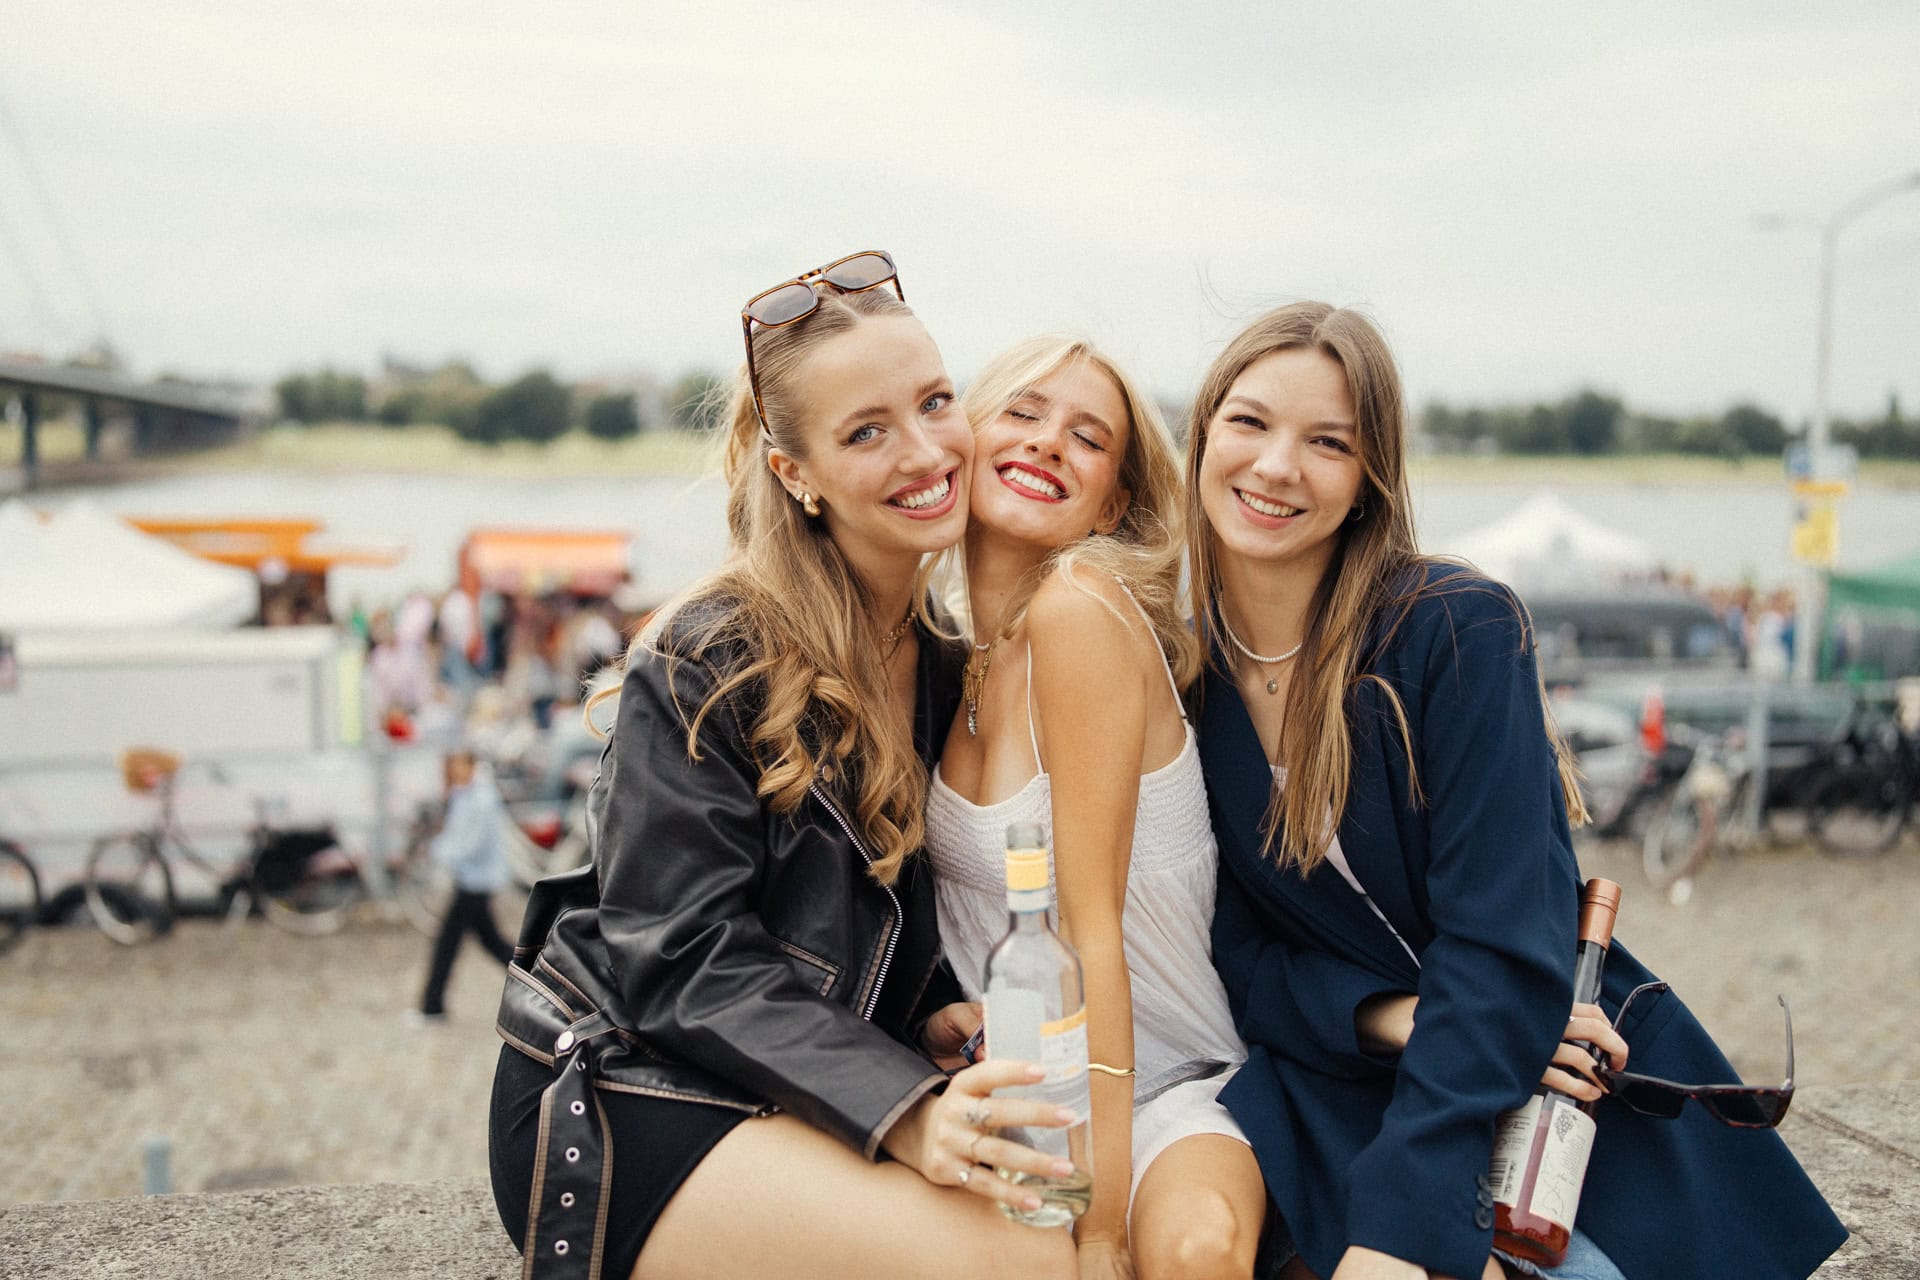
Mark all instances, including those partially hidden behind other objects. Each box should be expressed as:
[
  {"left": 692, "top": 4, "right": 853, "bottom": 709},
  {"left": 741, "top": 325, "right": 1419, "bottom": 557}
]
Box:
[
  {"left": 1806, "top": 696, "right": 1918, "bottom": 858},
  {"left": 1638, "top": 725, "right": 1813, "bottom": 893},
  {"left": 0, "top": 837, "right": 43, "bottom": 955},
  {"left": 84, "top": 748, "right": 442, "bottom": 945}
]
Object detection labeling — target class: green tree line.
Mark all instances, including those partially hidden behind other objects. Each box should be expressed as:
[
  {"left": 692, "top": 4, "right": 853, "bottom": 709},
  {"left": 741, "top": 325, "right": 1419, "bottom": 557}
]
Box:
[
  {"left": 1422, "top": 390, "right": 1919, "bottom": 460},
  {"left": 273, "top": 362, "right": 727, "bottom": 445}
]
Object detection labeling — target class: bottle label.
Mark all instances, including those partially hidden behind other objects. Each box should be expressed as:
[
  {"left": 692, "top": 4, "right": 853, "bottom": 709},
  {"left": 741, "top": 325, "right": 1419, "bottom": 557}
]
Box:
[
  {"left": 1490, "top": 1096, "right": 1594, "bottom": 1232},
  {"left": 1489, "top": 1096, "right": 1539, "bottom": 1208},
  {"left": 984, "top": 996, "right": 1091, "bottom": 1149},
  {"left": 1526, "top": 1101, "right": 1595, "bottom": 1231}
]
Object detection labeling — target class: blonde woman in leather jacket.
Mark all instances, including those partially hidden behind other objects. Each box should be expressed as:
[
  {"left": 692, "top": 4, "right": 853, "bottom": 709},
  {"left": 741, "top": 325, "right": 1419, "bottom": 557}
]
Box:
[{"left": 488, "top": 256, "right": 1078, "bottom": 1280}]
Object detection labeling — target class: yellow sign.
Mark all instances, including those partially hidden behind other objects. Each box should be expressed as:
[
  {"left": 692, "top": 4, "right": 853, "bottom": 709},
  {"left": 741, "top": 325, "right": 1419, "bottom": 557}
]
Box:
[
  {"left": 1791, "top": 504, "right": 1839, "bottom": 567},
  {"left": 1791, "top": 479, "right": 1850, "bottom": 499}
]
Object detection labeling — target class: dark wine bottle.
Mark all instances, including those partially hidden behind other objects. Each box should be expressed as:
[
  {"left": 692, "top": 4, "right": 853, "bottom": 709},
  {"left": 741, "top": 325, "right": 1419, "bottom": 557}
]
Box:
[{"left": 1489, "top": 878, "right": 1622, "bottom": 1268}]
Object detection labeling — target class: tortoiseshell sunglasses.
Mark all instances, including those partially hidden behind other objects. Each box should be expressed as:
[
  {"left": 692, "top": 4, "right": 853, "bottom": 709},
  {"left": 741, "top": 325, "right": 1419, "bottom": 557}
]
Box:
[
  {"left": 1597, "top": 982, "right": 1795, "bottom": 1128},
  {"left": 740, "top": 250, "right": 904, "bottom": 433}
]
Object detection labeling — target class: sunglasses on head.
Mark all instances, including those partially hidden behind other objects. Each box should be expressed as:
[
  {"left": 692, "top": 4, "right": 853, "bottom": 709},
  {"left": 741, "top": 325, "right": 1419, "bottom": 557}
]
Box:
[
  {"left": 740, "top": 250, "right": 904, "bottom": 433},
  {"left": 1595, "top": 981, "right": 1795, "bottom": 1129}
]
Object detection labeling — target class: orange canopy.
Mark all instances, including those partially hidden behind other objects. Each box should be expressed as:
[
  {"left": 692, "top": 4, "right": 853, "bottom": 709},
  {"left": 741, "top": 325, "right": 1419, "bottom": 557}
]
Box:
[
  {"left": 130, "top": 517, "right": 404, "bottom": 574},
  {"left": 458, "top": 528, "right": 631, "bottom": 596}
]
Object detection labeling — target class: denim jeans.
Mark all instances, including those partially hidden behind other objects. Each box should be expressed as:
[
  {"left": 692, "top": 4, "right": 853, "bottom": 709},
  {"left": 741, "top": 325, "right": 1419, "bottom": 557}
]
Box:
[{"left": 1496, "top": 1228, "right": 1627, "bottom": 1280}]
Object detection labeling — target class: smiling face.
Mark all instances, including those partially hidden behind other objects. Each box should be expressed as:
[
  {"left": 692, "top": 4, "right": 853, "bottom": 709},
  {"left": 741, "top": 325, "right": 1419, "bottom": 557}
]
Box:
[
  {"left": 1198, "top": 346, "right": 1365, "bottom": 586},
  {"left": 969, "top": 356, "right": 1131, "bottom": 553},
  {"left": 768, "top": 313, "right": 972, "bottom": 581}
]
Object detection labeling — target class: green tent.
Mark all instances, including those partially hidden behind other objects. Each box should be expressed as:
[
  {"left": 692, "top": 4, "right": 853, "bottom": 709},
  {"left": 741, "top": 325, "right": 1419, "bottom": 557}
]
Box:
[
  {"left": 1826, "top": 547, "right": 1920, "bottom": 678},
  {"left": 1829, "top": 548, "right": 1920, "bottom": 616}
]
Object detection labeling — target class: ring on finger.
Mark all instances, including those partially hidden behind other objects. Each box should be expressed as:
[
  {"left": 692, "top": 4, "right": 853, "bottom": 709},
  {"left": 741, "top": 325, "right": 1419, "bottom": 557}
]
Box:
[
  {"left": 968, "top": 1132, "right": 985, "bottom": 1162},
  {"left": 965, "top": 1099, "right": 991, "bottom": 1127}
]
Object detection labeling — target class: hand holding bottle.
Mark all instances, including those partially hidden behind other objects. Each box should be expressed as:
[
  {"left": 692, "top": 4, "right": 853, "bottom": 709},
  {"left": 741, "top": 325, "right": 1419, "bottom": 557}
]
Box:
[
  {"left": 1541, "top": 1002, "right": 1629, "bottom": 1102},
  {"left": 880, "top": 1058, "right": 1080, "bottom": 1214}
]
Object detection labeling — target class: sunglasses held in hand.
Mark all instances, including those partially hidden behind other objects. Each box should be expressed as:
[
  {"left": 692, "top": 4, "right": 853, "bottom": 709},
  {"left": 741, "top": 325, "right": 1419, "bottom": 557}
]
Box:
[
  {"left": 1596, "top": 981, "right": 1795, "bottom": 1128},
  {"left": 740, "top": 250, "right": 904, "bottom": 432}
]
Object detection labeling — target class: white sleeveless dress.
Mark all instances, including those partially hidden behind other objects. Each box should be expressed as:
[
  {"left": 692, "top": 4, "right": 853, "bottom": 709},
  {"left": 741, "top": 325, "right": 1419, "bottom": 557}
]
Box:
[{"left": 926, "top": 587, "right": 1249, "bottom": 1218}]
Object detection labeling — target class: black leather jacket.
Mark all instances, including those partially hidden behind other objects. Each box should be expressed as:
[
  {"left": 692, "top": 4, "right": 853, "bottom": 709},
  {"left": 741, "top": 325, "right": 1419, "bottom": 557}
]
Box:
[{"left": 496, "top": 601, "right": 966, "bottom": 1277}]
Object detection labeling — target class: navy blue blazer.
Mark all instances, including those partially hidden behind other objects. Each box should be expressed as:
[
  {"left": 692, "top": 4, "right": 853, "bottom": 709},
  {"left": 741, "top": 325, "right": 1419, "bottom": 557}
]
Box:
[{"left": 1202, "top": 564, "right": 1845, "bottom": 1280}]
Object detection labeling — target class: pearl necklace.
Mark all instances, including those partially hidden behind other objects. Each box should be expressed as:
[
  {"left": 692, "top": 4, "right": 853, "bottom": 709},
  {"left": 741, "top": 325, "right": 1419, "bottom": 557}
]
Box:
[{"left": 1217, "top": 609, "right": 1302, "bottom": 695}]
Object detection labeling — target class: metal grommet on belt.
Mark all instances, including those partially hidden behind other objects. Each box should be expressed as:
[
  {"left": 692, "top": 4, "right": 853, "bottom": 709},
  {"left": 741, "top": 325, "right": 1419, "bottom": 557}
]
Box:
[
  {"left": 565, "top": 1146, "right": 580, "bottom": 1163},
  {"left": 560, "top": 1192, "right": 575, "bottom": 1207},
  {"left": 555, "top": 1240, "right": 569, "bottom": 1256},
  {"left": 570, "top": 1100, "right": 586, "bottom": 1116}
]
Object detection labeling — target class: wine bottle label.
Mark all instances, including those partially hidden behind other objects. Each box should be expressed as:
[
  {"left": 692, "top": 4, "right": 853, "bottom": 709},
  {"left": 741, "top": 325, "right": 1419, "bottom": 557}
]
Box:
[
  {"left": 984, "top": 995, "right": 1091, "bottom": 1118},
  {"left": 1488, "top": 1097, "right": 1539, "bottom": 1208},
  {"left": 1490, "top": 1096, "right": 1595, "bottom": 1232},
  {"left": 1525, "top": 1101, "right": 1595, "bottom": 1232}
]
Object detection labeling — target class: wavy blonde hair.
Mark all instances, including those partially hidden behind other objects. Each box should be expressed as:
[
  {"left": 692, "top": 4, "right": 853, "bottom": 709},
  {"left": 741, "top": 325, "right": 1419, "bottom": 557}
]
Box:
[
  {"left": 954, "top": 336, "right": 1197, "bottom": 688},
  {"left": 593, "top": 284, "right": 936, "bottom": 885},
  {"left": 1183, "top": 302, "right": 1586, "bottom": 873}
]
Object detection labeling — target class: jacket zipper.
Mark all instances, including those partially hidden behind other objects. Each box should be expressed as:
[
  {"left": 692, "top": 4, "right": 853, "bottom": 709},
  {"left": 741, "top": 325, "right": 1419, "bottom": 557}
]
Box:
[{"left": 808, "top": 781, "right": 899, "bottom": 1021}]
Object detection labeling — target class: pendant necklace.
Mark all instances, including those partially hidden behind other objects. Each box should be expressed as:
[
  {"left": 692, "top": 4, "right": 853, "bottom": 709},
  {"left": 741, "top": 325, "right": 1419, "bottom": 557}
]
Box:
[
  {"left": 962, "top": 637, "right": 999, "bottom": 735},
  {"left": 1217, "top": 608, "right": 1302, "bottom": 695}
]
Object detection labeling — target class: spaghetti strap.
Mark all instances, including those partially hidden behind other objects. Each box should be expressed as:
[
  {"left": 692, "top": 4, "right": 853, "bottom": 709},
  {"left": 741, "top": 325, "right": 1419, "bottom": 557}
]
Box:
[
  {"left": 1023, "top": 641, "right": 1045, "bottom": 772},
  {"left": 1111, "top": 578, "right": 1188, "bottom": 724}
]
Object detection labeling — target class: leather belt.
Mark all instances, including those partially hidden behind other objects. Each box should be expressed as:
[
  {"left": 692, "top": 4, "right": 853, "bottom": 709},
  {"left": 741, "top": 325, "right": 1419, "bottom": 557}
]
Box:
[{"left": 521, "top": 1011, "right": 618, "bottom": 1280}]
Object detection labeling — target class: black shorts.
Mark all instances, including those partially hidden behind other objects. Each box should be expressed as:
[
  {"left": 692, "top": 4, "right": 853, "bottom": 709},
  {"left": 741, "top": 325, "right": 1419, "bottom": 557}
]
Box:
[{"left": 489, "top": 1043, "right": 748, "bottom": 1280}]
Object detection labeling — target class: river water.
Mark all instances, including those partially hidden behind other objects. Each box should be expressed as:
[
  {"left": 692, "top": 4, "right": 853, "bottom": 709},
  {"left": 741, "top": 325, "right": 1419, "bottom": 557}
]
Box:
[{"left": 32, "top": 467, "right": 1918, "bottom": 606}]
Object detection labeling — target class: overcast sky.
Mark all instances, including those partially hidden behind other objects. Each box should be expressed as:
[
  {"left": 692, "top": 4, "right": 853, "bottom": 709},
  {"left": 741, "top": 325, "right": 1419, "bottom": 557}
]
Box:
[{"left": 3, "top": 2, "right": 1917, "bottom": 420}]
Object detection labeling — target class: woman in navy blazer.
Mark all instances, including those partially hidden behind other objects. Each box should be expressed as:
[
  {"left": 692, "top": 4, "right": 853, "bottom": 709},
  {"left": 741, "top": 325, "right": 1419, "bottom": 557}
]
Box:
[{"left": 1184, "top": 302, "right": 1845, "bottom": 1280}]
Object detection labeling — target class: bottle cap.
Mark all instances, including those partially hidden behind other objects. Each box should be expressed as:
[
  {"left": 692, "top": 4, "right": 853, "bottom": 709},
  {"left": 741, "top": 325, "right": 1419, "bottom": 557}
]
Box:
[
  {"left": 1004, "top": 848, "right": 1050, "bottom": 893},
  {"left": 1578, "top": 878, "right": 1622, "bottom": 946}
]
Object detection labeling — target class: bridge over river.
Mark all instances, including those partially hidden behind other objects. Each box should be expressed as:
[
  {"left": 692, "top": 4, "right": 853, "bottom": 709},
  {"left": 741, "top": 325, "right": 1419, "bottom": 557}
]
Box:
[{"left": 0, "top": 359, "right": 252, "bottom": 491}]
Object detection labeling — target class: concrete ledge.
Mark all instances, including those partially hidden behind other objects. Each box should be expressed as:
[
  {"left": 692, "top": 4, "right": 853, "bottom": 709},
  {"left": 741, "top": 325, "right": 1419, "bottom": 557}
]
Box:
[{"left": 2, "top": 1085, "right": 1914, "bottom": 1278}]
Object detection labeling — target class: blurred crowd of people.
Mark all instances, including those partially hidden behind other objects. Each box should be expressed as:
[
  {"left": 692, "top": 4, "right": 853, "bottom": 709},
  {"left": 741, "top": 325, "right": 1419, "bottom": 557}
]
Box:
[{"left": 356, "top": 587, "right": 639, "bottom": 749}]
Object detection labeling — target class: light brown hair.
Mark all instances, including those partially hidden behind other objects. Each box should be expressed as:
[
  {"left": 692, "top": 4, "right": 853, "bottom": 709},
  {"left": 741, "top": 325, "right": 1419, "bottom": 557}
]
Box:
[
  {"left": 1183, "top": 302, "right": 1586, "bottom": 871},
  {"left": 596, "top": 284, "right": 936, "bottom": 885}
]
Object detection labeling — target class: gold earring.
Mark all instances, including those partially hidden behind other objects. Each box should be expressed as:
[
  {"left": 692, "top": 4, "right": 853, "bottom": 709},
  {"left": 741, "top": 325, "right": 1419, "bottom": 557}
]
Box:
[{"left": 800, "top": 492, "right": 821, "bottom": 517}]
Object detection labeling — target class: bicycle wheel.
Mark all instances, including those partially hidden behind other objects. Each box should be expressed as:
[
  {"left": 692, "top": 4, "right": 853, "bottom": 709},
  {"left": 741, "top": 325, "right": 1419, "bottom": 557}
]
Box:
[
  {"left": 1643, "top": 793, "right": 1713, "bottom": 889},
  {"left": 0, "top": 840, "right": 42, "bottom": 955},
  {"left": 251, "top": 828, "right": 363, "bottom": 936},
  {"left": 392, "top": 821, "right": 452, "bottom": 937},
  {"left": 85, "top": 833, "right": 177, "bottom": 945},
  {"left": 1810, "top": 764, "right": 1909, "bottom": 858}
]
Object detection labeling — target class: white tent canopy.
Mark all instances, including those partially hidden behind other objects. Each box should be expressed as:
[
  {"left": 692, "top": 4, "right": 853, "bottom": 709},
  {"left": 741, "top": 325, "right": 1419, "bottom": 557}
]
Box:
[
  {"left": 0, "top": 499, "right": 258, "bottom": 633},
  {"left": 1442, "top": 490, "right": 1658, "bottom": 592}
]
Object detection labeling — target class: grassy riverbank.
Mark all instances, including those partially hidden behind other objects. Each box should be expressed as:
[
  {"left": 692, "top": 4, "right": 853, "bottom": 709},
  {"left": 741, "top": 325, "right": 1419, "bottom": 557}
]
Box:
[{"left": 7, "top": 417, "right": 1920, "bottom": 485}]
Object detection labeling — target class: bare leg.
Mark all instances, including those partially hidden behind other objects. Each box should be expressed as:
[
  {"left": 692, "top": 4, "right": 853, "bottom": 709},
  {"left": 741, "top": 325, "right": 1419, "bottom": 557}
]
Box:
[
  {"left": 1130, "top": 1134, "right": 1267, "bottom": 1280},
  {"left": 634, "top": 1112, "right": 1078, "bottom": 1280}
]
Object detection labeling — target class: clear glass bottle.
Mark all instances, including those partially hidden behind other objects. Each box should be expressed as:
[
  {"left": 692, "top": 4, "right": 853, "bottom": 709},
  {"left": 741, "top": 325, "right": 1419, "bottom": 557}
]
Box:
[
  {"left": 1490, "top": 878, "right": 1623, "bottom": 1267},
  {"left": 982, "top": 820, "right": 1094, "bottom": 1227}
]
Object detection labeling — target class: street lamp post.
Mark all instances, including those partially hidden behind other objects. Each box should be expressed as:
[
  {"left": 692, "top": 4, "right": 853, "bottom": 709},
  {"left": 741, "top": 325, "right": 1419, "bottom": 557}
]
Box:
[{"left": 1789, "top": 170, "right": 1920, "bottom": 684}]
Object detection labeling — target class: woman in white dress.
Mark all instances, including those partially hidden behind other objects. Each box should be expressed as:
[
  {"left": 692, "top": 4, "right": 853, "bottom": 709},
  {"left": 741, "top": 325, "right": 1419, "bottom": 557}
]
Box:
[{"left": 926, "top": 336, "right": 1267, "bottom": 1280}]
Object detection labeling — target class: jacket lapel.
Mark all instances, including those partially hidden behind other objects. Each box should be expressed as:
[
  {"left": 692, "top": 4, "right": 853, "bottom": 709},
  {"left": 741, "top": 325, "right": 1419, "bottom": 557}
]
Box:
[{"left": 1198, "top": 662, "right": 1416, "bottom": 984}]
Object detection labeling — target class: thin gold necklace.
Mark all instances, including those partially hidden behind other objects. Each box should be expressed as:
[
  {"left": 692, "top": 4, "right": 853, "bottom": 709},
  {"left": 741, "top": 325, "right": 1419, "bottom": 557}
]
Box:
[
  {"left": 881, "top": 610, "right": 914, "bottom": 662},
  {"left": 962, "top": 636, "right": 999, "bottom": 735}
]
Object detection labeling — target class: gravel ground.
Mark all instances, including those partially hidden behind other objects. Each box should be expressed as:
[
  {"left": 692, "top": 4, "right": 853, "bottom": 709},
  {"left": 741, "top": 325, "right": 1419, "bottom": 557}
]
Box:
[{"left": 1, "top": 837, "right": 1914, "bottom": 1207}]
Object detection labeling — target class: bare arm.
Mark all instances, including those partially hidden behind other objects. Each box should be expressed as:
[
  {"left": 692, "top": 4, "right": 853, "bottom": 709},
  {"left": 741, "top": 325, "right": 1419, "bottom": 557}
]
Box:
[{"left": 1029, "top": 573, "right": 1151, "bottom": 1254}]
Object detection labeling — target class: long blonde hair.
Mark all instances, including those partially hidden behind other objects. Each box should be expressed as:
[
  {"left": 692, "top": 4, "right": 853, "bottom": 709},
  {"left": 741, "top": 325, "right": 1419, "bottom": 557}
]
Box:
[
  {"left": 1183, "top": 302, "right": 1586, "bottom": 872},
  {"left": 597, "top": 284, "right": 936, "bottom": 885},
  {"left": 956, "top": 336, "right": 1197, "bottom": 687}
]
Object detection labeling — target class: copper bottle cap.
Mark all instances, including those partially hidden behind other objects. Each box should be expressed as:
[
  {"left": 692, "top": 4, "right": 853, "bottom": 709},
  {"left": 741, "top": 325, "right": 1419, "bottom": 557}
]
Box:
[{"left": 1578, "top": 878, "right": 1623, "bottom": 946}]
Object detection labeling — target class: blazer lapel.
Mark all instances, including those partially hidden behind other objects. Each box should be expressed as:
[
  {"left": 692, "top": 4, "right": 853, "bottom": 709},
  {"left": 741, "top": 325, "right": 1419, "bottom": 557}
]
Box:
[{"left": 1198, "top": 663, "right": 1416, "bottom": 984}]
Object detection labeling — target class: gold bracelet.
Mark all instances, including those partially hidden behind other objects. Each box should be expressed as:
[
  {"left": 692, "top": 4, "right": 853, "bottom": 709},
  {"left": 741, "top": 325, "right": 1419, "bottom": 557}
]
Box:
[{"left": 1087, "top": 1062, "right": 1135, "bottom": 1078}]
